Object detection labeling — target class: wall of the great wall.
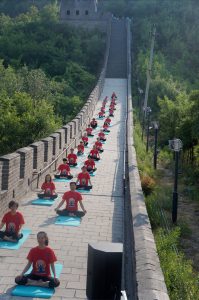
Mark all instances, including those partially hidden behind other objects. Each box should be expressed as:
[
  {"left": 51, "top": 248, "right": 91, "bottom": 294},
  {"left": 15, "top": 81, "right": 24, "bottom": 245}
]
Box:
[
  {"left": 0, "top": 20, "right": 111, "bottom": 215},
  {"left": 126, "top": 18, "right": 170, "bottom": 299}
]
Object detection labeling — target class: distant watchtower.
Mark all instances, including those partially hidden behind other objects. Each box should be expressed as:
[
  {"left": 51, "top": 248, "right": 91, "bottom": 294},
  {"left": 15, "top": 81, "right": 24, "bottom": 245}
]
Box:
[{"left": 60, "top": 0, "right": 110, "bottom": 31}]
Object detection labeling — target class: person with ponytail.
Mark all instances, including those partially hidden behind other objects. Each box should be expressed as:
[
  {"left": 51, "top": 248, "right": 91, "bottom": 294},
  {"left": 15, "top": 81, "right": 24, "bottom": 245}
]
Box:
[{"left": 15, "top": 232, "right": 60, "bottom": 288}]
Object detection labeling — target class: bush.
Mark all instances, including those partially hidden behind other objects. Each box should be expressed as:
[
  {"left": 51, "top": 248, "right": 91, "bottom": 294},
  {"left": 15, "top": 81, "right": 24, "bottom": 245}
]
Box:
[{"left": 141, "top": 175, "right": 156, "bottom": 196}]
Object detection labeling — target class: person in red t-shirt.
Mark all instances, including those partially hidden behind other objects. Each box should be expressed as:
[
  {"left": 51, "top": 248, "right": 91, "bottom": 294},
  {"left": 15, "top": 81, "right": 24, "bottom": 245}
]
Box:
[
  {"left": 38, "top": 174, "right": 58, "bottom": 199},
  {"left": 111, "top": 92, "right": 117, "bottom": 100},
  {"left": 98, "top": 130, "right": 106, "bottom": 142},
  {"left": 82, "top": 133, "right": 88, "bottom": 146},
  {"left": 105, "top": 117, "right": 111, "bottom": 125},
  {"left": 55, "top": 182, "right": 87, "bottom": 217},
  {"left": 0, "top": 201, "right": 24, "bottom": 243},
  {"left": 90, "top": 118, "right": 98, "bottom": 129},
  {"left": 89, "top": 145, "right": 100, "bottom": 161},
  {"left": 110, "top": 103, "right": 116, "bottom": 111},
  {"left": 15, "top": 231, "right": 60, "bottom": 288},
  {"left": 103, "top": 123, "right": 110, "bottom": 133},
  {"left": 101, "top": 107, "right": 105, "bottom": 113},
  {"left": 109, "top": 108, "right": 114, "bottom": 117},
  {"left": 86, "top": 124, "right": 94, "bottom": 137},
  {"left": 84, "top": 157, "right": 97, "bottom": 173},
  {"left": 77, "top": 141, "right": 85, "bottom": 156},
  {"left": 67, "top": 148, "right": 78, "bottom": 166},
  {"left": 55, "top": 158, "right": 73, "bottom": 179},
  {"left": 76, "top": 166, "right": 92, "bottom": 190},
  {"left": 95, "top": 137, "right": 104, "bottom": 153},
  {"left": 98, "top": 111, "right": 105, "bottom": 119}
]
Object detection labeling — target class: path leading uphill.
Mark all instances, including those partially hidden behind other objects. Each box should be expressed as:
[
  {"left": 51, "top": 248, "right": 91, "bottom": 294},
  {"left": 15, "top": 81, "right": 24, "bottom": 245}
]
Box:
[{"left": 0, "top": 78, "right": 127, "bottom": 300}]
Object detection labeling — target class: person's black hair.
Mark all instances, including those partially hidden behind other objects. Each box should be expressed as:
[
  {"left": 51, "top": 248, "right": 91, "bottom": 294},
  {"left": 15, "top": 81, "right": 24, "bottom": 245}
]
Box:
[
  {"left": 8, "top": 200, "right": 19, "bottom": 209},
  {"left": 70, "top": 182, "right": 76, "bottom": 186},
  {"left": 37, "top": 231, "right": 49, "bottom": 246},
  {"left": 45, "top": 174, "right": 52, "bottom": 183},
  {"left": 63, "top": 158, "right": 67, "bottom": 161}
]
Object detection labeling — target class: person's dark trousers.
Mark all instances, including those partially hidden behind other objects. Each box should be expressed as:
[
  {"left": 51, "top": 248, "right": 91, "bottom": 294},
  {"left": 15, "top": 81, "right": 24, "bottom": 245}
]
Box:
[
  {"left": 54, "top": 174, "right": 73, "bottom": 179},
  {"left": 83, "top": 142, "right": 88, "bottom": 146},
  {"left": 87, "top": 168, "right": 97, "bottom": 173},
  {"left": 56, "top": 209, "right": 85, "bottom": 218},
  {"left": 38, "top": 193, "right": 58, "bottom": 199},
  {"left": 15, "top": 274, "right": 60, "bottom": 288},
  {"left": 76, "top": 185, "right": 92, "bottom": 190},
  {"left": 69, "top": 163, "right": 77, "bottom": 166},
  {"left": 99, "top": 149, "right": 104, "bottom": 153},
  {"left": 88, "top": 134, "right": 94, "bottom": 137},
  {"left": 88, "top": 155, "right": 100, "bottom": 161},
  {"left": 99, "top": 138, "right": 106, "bottom": 142},
  {"left": 0, "top": 231, "right": 23, "bottom": 241},
  {"left": 91, "top": 124, "right": 97, "bottom": 129},
  {"left": 103, "top": 129, "right": 110, "bottom": 133},
  {"left": 77, "top": 151, "right": 84, "bottom": 156}
]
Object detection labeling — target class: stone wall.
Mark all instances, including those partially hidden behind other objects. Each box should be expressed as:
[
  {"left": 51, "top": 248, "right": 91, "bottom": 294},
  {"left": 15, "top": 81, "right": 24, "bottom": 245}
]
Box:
[
  {"left": 126, "top": 18, "right": 170, "bottom": 300},
  {"left": 0, "top": 18, "right": 111, "bottom": 215}
]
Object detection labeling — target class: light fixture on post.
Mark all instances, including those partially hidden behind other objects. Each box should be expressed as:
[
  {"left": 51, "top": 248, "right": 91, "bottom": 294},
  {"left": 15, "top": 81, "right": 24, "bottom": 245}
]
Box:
[{"left": 169, "top": 138, "right": 183, "bottom": 223}]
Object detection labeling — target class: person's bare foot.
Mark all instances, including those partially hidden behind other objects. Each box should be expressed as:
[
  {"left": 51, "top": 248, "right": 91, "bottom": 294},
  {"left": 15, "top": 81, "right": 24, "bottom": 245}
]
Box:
[{"left": 3, "top": 236, "right": 17, "bottom": 243}]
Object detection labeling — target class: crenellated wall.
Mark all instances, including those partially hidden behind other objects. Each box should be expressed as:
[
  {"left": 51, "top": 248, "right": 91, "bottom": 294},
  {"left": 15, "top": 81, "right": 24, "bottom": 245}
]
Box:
[{"left": 0, "top": 19, "right": 111, "bottom": 215}]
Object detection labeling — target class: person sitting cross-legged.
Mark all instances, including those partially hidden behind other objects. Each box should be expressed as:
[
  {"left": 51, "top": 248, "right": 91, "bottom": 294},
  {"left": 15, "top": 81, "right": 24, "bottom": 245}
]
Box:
[
  {"left": 98, "top": 111, "right": 105, "bottom": 119},
  {"left": 67, "top": 148, "right": 78, "bottom": 166},
  {"left": 55, "top": 182, "right": 87, "bottom": 218},
  {"left": 38, "top": 174, "right": 58, "bottom": 199},
  {"left": 109, "top": 108, "right": 114, "bottom": 117},
  {"left": 98, "top": 130, "right": 106, "bottom": 142},
  {"left": 90, "top": 118, "right": 98, "bottom": 129},
  {"left": 105, "top": 116, "right": 111, "bottom": 126},
  {"left": 88, "top": 145, "right": 100, "bottom": 161},
  {"left": 55, "top": 158, "right": 73, "bottom": 179},
  {"left": 86, "top": 124, "right": 94, "bottom": 137},
  {"left": 84, "top": 157, "right": 97, "bottom": 174},
  {"left": 95, "top": 137, "right": 104, "bottom": 153},
  {"left": 100, "top": 106, "right": 105, "bottom": 114},
  {"left": 103, "top": 123, "right": 110, "bottom": 133},
  {"left": 77, "top": 141, "right": 84, "bottom": 156},
  {"left": 82, "top": 133, "right": 88, "bottom": 146},
  {"left": 76, "top": 166, "right": 92, "bottom": 190},
  {"left": 0, "top": 201, "right": 24, "bottom": 243},
  {"left": 111, "top": 92, "right": 117, "bottom": 100},
  {"left": 15, "top": 231, "right": 60, "bottom": 288}
]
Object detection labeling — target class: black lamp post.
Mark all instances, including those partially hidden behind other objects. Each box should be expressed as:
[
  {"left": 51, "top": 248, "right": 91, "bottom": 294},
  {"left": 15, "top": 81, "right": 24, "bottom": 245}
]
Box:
[
  {"left": 152, "top": 121, "right": 159, "bottom": 169},
  {"left": 169, "top": 138, "right": 183, "bottom": 224},
  {"left": 146, "top": 107, "right": 152, "bottom": 152}
]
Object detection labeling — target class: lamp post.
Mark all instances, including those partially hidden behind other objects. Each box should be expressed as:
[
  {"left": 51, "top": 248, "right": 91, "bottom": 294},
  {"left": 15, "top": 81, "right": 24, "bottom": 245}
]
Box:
[
  {"left": 138, "top": 87, "right": 144, "bottom": 121},
  {"left": 146, "top": 107, "right": 152, "bottom": 152},
  {"left": 169, "top": 138, "right": 183, "bottom": 224},
  {"left": 152, "top": 121, "right": 159, "bottom": 169}
]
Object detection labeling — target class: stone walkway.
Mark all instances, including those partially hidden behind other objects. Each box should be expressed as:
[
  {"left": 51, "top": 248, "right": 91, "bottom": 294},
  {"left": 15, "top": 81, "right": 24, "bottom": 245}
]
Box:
[{"left": 0, "top": 78, "right": 127, "bottom": 300}]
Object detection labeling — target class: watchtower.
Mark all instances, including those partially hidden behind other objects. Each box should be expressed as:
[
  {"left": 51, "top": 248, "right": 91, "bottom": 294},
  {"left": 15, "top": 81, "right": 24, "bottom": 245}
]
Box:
[{"left": 60, "top": 0, "right": 110, "bottom": 31}]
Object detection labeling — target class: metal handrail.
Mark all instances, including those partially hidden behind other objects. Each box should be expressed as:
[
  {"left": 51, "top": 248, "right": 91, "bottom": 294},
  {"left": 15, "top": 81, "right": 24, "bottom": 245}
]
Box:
[{"left": 34, "top": 137, "right": 77, "bottom": 188}]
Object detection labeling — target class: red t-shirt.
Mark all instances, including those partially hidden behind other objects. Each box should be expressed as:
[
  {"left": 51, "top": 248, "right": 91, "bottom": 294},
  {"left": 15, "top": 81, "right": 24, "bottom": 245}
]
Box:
[
  {"left": 105, "top": 118, "right": 111, "bottom": 124},
  {"left": 62, "top": 190, "right": 83, "bottom": 211},
  {"left": 78, "top": 144, "right": 84, "bottom": 152},
  {"left": 98, "top": 132, "right": 105, "bottom": 138},
  {"left": 101, "top": 107, "right": 105, "bottom": 112},
  {"left": 78, "top": 172, "right": 90, "bottom": 186},
  {"left": 103, "top": 124, "right": 109, "bottom": 130},
  {"left": 27, "top": 246, "right": 57, "bottom": 277},
  {"left": 58, "top": 164, "right": 70, "bottom": 175},
  {"left": 95, "top": 141, "right": 102, "bottom": 149},
  {"left": 86, "top": 127, "right": 93, "bottom": 135},
  {"left": 82, "top": 136, "right": 88, "bottom": 143},
  {"left": 2, "top": 211, "right": 25, "bottom": 234},
  {"left": 90, "top": 149, "right": 99, "bottom": 158},
  {"left": 99, "top": 111, "right": 104, "bottom": 117},
  {"left": 67, "top": 153, "right": 77, "bottom": 164},
  {"left": 85, "top": 159, "right": 95, "bottom": 169},
  {"left": 41, "top": 182, "right": 55, "bottom": 195},
  {"left": 109, "top": 109, "right": 114, "bottom": 114}
]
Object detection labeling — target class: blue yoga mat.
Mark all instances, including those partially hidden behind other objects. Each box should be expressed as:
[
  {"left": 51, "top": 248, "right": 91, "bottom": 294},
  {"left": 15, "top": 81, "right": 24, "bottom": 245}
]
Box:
[
  {"left": 97, "top": 117, "right": 105, "bottom": 120},
  {"left": 12, "top": 264, "right": 63, "bottom": 299},
  {"left": 0, "top": 229, "right": 31, "bottom": 250},
  {"left": 53, "top": 178, "right": 71, "bottom": 183},
  {"left": 55, "top": 216, "right": 81, "bottom": 227},
  {"left": 32, "top": 199, "right": 55, "bottom": 206},
  {"left": 90, "top": 172, "right": 96, "bottom": 177},
  {"left": 77, "top": 189, "right": 91, "bottom": 194},
  {"left": 85, "top": 144, "right": 91, "bottom": 148},
  {"left": 104, "top": 131, "right": 110, "bottom": 135}
]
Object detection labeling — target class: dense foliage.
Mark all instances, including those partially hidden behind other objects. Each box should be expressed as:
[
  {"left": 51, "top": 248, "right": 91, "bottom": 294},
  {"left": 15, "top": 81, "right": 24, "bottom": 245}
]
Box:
[{"left": 0, "top": 3, "right": 105, "bottom": 155}]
